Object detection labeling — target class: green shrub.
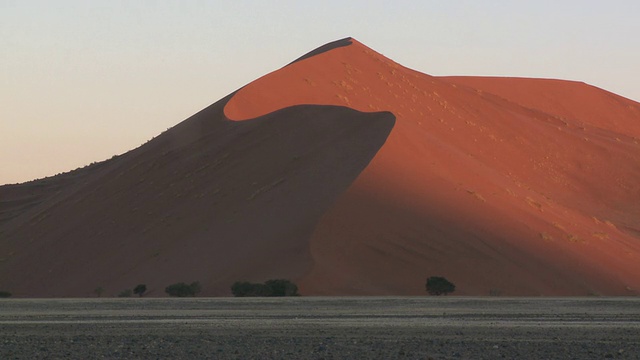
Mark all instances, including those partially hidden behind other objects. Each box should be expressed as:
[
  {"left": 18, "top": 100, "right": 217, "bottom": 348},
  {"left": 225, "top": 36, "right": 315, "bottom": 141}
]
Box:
[
  {"left": 426, "top": 276, "right": 456, "bottom": 296},
  {"left": 133, "top": 284, "right": 147, "bottom": 297},
  {"left": 231, "top": 279, "right": 299, "bottom": 297},
  {"left": 165, "top": 282, "right": 201, "bottom": 297},
  {"left": 0, "top": 290, "right": 11, "bottom": 298}
]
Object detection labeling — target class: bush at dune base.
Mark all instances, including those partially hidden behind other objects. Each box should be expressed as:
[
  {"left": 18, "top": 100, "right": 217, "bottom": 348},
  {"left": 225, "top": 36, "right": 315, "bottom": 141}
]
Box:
[
  {"left": 426, "top": 276, "right": 456, "bottom": 296},
  {"left": 165, "top": 282, "right": 201, "bottom": 297}
]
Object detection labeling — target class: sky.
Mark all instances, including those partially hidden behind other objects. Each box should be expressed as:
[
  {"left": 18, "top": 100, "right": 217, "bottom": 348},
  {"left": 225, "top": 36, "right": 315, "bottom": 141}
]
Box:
[{"left": 2, "top": 0, "right": 639, "bottom": 185}]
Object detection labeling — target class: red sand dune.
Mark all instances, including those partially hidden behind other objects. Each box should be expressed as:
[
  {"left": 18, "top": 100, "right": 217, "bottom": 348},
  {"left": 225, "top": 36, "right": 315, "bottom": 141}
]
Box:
[{"left": 1, "top": 37, "right": 639, "bottom": 297}]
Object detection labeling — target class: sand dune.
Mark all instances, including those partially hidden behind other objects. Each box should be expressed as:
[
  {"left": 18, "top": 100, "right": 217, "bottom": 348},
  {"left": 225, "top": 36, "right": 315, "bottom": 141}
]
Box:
[{"left": 1, "top": 38, "right": 639, "bottom": 296}]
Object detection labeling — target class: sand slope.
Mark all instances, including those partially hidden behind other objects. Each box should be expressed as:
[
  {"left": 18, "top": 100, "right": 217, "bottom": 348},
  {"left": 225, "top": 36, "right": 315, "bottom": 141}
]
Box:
[
  {"left": 226, "top": 38, "right": 640, "bottom": 296},
  {"left": 1, "top": 37, "right": 639, "bottom": 296},
  {"left": 0, "top": 99, "right": 394, "bottom": 297}
]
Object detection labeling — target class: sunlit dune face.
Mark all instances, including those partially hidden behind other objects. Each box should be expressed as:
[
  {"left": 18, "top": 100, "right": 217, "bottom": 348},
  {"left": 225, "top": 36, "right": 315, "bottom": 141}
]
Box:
[
  {"left": 441, "top": 76, "right": 640, "bottom": 138},
  {"left": 226, "top": 39, "right": 640, "bottom": 296}
]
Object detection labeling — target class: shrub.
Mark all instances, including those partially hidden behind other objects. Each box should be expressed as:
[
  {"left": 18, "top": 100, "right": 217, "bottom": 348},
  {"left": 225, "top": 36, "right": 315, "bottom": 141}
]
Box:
[
  {"left": 165, "top": 282, "right": 201, "bottom": 297},
  {"left": 94, "top": 287, "right": 104, "bottom": 298},
  {"left": 231, "top": 279, "right": 299, "bottom": 297},
  {"left": 118, "top": 289, "right": 133, "bottom": 297},
  {"left": 231, "top": 281, "right": 270, "bottom": 297},
  {"left": 133, "top": 284, "right": 147, "bottom": 297},
  {"left": 426, "top": 276, "right": 456, "bottom": 296},
  {"left": 0, "top": 290, "right": 11, "bottom": 298}
]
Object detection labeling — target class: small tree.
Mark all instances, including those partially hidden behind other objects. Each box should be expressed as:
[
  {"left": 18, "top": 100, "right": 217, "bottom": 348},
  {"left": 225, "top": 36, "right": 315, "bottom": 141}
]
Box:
[
  {"left": 165, "top": 282, "right": 201, "bottom": 297},
  {"left": 133, "top": 284, "right": 147, "bottom": 297},
  {"left": 94, "top": 287, "right": 104, "bottom": 298},
  {"left": 0, "top": 290, "right": 11, "bottom": 298},
  {"left": 426, "top": 276, "right": 455, "bottom": 296}
]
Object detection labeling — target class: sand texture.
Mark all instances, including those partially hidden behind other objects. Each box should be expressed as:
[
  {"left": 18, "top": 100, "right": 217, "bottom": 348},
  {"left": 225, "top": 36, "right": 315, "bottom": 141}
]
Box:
[{"left": 1, "top": 37, "right": 639, "bottom": 297}]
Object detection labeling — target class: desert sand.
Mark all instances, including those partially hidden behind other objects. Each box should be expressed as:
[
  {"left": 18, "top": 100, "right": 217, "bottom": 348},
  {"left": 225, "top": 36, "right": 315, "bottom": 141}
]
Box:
[
  {"left": 1, "top": 37, "right": 639, "bottom": 297},
  {"left": 1, "top": 297, "right": 639, "bottom": 359}
]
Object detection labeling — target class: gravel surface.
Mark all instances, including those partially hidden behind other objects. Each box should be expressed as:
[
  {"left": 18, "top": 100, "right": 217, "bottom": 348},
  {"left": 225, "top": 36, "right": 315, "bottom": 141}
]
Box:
[{"left": 1, "top": 297, "right": 639, "bottom": 359}]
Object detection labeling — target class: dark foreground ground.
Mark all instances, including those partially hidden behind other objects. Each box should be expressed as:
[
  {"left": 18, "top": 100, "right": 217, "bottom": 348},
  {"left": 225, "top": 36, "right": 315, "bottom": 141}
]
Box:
[{"left": 1, "top": 297, "right": 639, "bottom": 359}]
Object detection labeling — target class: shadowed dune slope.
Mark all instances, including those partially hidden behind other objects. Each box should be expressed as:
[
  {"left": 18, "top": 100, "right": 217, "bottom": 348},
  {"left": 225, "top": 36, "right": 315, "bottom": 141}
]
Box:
[
  {"left": 1, "top": 37, "right": 639, "bottom": 297},
  {"left": 226, "top": 38, "right": 640, "bottom": 296},
  {"left": 0, "top": 99, "right": 394, "bottom": 297}
]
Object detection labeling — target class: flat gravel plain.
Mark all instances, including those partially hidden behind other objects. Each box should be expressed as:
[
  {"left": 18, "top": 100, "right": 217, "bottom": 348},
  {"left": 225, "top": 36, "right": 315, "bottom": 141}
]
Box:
[{"left": 1, "top": 297, "right": 639, "bottom": 359}]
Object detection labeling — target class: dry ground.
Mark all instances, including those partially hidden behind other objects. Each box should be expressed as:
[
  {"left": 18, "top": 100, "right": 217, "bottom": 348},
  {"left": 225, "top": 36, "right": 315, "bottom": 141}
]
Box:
[{"left": 1, "top": 297, "right": 639, "bottom": 359}]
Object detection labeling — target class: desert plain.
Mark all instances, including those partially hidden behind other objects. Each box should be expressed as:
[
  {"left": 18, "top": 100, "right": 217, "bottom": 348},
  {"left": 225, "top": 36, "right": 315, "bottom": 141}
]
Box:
[{"left": 1, "top": 297, "right": 639, "bottom": 359}]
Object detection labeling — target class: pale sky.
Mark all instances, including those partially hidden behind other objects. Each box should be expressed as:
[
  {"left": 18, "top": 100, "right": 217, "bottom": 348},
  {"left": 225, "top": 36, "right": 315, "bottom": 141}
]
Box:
[{"left": 2, "top": 1, "right": 639, "bottom": 185}]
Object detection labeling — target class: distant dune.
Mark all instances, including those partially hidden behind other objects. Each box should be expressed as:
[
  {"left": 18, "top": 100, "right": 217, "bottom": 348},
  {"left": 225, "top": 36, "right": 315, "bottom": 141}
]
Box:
[{"left": 1, "top": 37, "right": 639, "bottom": 297}]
